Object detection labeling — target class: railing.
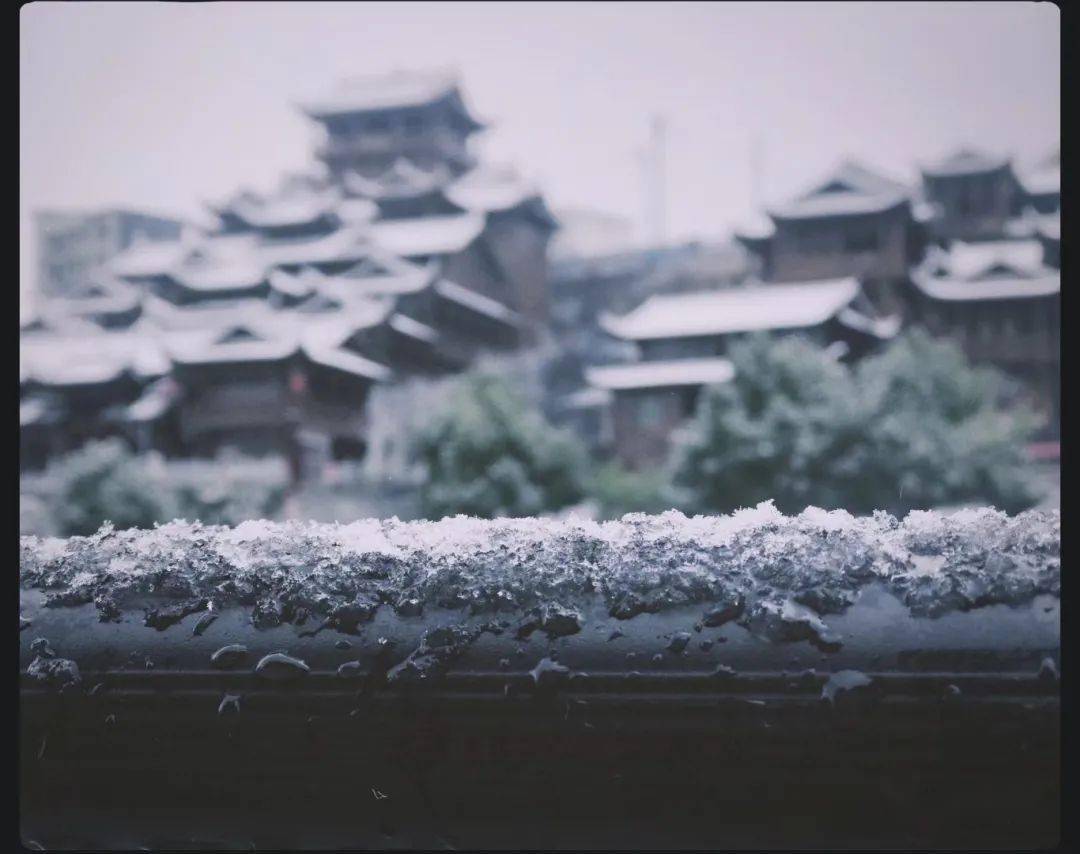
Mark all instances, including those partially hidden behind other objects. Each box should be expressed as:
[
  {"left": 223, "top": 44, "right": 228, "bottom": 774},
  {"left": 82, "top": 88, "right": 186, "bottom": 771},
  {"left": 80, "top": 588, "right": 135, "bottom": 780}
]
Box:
[{"left": 20, "top": 506, "right": 1060, "bottom": 849}]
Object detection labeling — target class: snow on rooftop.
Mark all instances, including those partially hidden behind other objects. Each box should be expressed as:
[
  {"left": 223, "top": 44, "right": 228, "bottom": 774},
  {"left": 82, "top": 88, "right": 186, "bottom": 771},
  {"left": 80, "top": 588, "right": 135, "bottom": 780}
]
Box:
[
  {"left": 169, "top": 260, "right": 267, "bottom": 293},
  {"left": 229, "top": 191, "right": 341, "bottom": 230},
  {"left": 911, "top": 271, "right": 1059, "bottom": 303},
  {"left": 434, "top": 279, "right": 521, "bottom": 326},
  {"left": 301, "top": 342, "right": 393, "bottom": 381},
  {"left": 443, "top": 164, "right": 536, "bottom": 213},
  {"left": 343, "top": 159, "right": 453, "bottom": 201},
  {"left": 585, "top": 357, "right": 735, "bottom": 391},
  {"left": 921, "top": 148, "right": 1010, "bottom": 178},
  {"left": 941, "top": 239, "right": 1047, "bottom": 280},
  {"left": 124, "top": 378, "right": 179, "bottom": 423},
  {"left": 300, "top": 68, "right": 461, "bottom": 118},
  {"left": 768, "top": 190, "right": 908, "bottom": 220},
  {"left": 601, "top": 278, "right": 860, "bottom": 341},
  {"left": 20, "top": 397, "right": 51, "bottom": 427},
  {"left": 561, "top": 387, "right": 614, "bottom": 409},
  {"left": 389, "top": 312, "right": 440, "bottom": 344},
  {"left": 20, "top": 325, "right": 170, "bottom": 387},
  {"left": 335, "top": 197, "right": 381, "bottom": 224},
  {"left": 1020, "top": 164, "right": 1060, "bottom": 197},
  {"left": 732, "top": 212, "right": 776, "bottom": 240},
  {"left": 370, "top": 212, "right": 486, "bottom": 257},
  {"left": 110, "top": 238, "right": 189, "bottom": 279},
  {"left": 254, "top": 225, "right": 373, "bottom": 268},
  {"left": 836, "top": 307, "right": 903, "bottom": 340}
]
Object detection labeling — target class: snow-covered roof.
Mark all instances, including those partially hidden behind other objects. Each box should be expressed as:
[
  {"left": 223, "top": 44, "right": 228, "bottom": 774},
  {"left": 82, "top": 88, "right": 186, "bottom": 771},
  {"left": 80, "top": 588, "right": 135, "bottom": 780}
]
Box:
[
  {"left": 335, "top": 197, "right": 380, "bottom": 224},
  {"left": 20, "top": 397, "right": 55, "bottom": 427},
  {"left": 768, "top": 190, "right": 908, "bottom": 220},
  {"left": 1038, "top": 215, "right": 1060, "bottom": 242},
  {"left": 600, "top": 278, "right": 860, "bottom": 341},
  {"left": 254, "top": 225, "right": 374, "bottom": 268},
  {"left": 343, "top": 159, "right": 453, "bottom": 201},
  {"left": 911, "top": 272, "right": 1059, "bottom": 302},
  {"left": 124, "top": 378, "right": 179, "bottom": 423},
  {"left": 299, "top": 68, "right": 465, "bottom": 118},
  {"left": 20, "top": 326, "right": 170, "bottom": 387},
  {"left": 301, "top": 342, "right": 392, "bottom": 381},
  {"left": 586, "top": 357, "right": 735, "bottom": 391},
  {"left": 926, "top": 239, "right": 1047, "bottom": 281},
  {"left": 836, "top": 307, "right": 903, "bottom": 340},
  {"left": 912, "top": 239, "right": 1059, "bottom": 302},
  {"left": 110, "top": 237, "right": 190, "bottom": 279},
  {"left": 1019, "top": 164, "right": 1060, "bottom": 197},
  {"left": 370, "top": 212, "right": 486, "bottom": 257},
  {"left": 732, "top": 212, "right": 776, "bottom": 241},
  {"left": 443, "top": 164, "right": 537, "bottom": 214},
  {"left": 142, "top": 294, "right": 276, "bottom": 331},
  {"left": 167, "top": 324, "right": 300, "bottom": 366},
  {"left": 46, "top": 277, "right": 143, "bottom": 321},
  {"left": 560, "top": 387, "right": 613, "bottom": 410},
  {"left": 226, "top": 192, "right": 341, "bottom": 230},
  {"left": 768, "top": 160, "right": 911, "bottom": 221},
  {"left": 271, "top": 255, "right": 434, "bottom": 303},
  {"left": 168, "top": 259, "right": 267, "bottom": 293},
  {"left": 921, "top": 148, "right": 1011, "bottom": 179},
  {"left": 434, "top": 279, "right": 522, "bottom": 326},
  {"left": 388, "top": 312, "right": 440, "bottom": 344}
]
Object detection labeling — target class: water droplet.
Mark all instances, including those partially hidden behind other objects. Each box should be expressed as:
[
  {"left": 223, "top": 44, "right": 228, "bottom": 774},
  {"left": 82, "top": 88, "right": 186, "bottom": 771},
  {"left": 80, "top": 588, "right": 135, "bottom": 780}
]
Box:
[
  {"left": 255, "top": 652, "right": 310, "bottom": 681},
  {"left": 206, "top": 643, "right": 249, "bottom": 669},
  {"left": 218, "top": 693, "right": 242, "bottom": 716},
  {"left": 337, "top": 660, "right": 363, "bottom": 679}
]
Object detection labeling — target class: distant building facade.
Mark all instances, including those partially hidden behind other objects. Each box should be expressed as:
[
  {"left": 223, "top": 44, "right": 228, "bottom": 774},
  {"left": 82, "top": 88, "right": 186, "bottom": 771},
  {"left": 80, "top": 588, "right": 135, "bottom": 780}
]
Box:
[
  {"left": 20, "top": 69, "right": 556, "bottom": 473},
  {"left": 589, "top": 279, "right": 896, "bottom": 468},
  {"left": 35, "top": 209, "right": 183, "bottom": 299}
]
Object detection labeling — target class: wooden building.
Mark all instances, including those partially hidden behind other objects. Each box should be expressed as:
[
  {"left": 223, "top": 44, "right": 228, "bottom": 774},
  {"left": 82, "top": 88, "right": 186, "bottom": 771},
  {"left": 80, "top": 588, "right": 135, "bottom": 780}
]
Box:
[
  {"left": 908, "top": 238, "right": 1060, "bottom": 439},
  {"left": 588, "top": 278, "right": 897, "bottom": 468},
  {"left": 20, "top": 69, "right": 554, "bottom": 473},
  {"left": 734, "top": 160, "right": 918, "bottom": 314},
  {"left": 919, "top": 148, "right": 1023, "bottom": 243}
]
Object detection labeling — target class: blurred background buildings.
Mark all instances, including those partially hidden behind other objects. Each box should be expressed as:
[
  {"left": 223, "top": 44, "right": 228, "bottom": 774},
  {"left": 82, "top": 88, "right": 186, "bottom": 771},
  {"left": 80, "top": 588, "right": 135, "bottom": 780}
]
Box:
[{"left": 19, "top": 2, "right": 1060, "bottom": 530}]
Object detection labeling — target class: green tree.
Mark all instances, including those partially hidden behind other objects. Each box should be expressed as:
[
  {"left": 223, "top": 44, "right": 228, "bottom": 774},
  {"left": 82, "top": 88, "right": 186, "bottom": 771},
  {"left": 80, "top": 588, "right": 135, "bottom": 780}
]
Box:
[
  {"left": 411, "top": 373, "right": 589, "bottom": 519},
  {"left": 672, "top": 330, "right": 1039, "bottom": 516}
]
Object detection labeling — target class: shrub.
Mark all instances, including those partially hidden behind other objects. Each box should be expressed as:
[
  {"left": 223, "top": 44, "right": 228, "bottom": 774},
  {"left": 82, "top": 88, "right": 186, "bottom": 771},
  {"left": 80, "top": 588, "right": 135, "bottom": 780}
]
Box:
[
  {"left": 673, "top": 331, "right": 1039, "bottom": 516},
  {"left": 411, "top": 373, "right": 590, "bottom": 519},
  {"left": 38, "top": 440, "right": 290, "bottom": 536}
]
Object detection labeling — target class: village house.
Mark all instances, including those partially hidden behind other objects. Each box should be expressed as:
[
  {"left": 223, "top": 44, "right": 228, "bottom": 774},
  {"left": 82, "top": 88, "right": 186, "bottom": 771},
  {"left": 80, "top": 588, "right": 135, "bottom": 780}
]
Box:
[
  {"left": 907, "top": 236, "right": 1060, "bottom": 439},
  {"left": 20, "top": 69, "right": 556, "bottom": 473},
  {"left": 587, "top": 278, "right": 897, "bottom": 468},
  {"left": 733, "top": 160, "right": 922, "bottom": 318}
]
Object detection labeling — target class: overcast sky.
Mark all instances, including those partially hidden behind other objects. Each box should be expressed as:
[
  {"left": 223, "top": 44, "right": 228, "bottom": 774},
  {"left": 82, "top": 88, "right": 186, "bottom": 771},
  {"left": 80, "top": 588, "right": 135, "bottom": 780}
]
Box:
[{"left": 20, "top": 1, "right": 1059, "bottom": 314}]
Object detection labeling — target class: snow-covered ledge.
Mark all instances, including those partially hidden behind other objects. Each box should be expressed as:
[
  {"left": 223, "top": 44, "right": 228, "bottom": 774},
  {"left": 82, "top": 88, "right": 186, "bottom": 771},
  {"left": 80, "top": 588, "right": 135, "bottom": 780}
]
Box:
[{"left": 20, "top": 504, "right": 1059, "bottom": 642}]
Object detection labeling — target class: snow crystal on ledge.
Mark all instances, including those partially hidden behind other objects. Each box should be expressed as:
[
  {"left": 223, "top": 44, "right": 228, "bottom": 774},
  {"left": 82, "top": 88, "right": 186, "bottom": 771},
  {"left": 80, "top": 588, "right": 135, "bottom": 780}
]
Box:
[{"left": 19, "top": 504, "right": 1060, "bottom": 624}]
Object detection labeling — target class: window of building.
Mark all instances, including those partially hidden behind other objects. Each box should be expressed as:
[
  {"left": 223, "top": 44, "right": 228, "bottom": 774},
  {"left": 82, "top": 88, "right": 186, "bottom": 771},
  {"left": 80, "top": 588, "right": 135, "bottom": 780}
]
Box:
[{"left": 403, "top": 113, "right": 425, "bottom": 136}]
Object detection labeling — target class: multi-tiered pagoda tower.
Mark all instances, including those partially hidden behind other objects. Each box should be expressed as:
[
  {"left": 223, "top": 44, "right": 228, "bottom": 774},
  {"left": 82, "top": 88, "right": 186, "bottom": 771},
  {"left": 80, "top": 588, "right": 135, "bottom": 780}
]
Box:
[{"left": 20, "top": 69, "right": 558, "bottom": 472}]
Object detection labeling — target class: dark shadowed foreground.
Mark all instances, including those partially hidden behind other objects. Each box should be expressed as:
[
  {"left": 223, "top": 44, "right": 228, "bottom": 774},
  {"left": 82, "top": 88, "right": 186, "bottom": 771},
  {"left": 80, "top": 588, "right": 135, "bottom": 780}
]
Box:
[{"left": 20, "top": 506, "right": 1060, "bottom": 849}]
